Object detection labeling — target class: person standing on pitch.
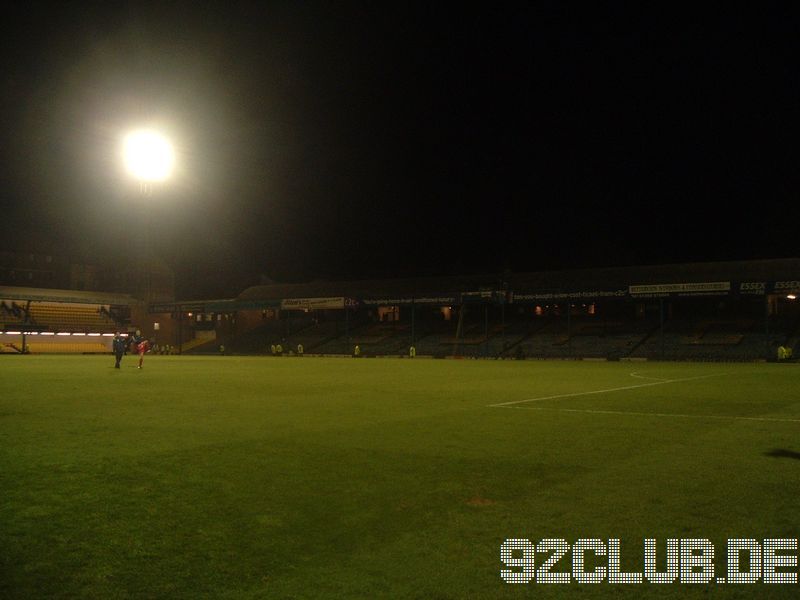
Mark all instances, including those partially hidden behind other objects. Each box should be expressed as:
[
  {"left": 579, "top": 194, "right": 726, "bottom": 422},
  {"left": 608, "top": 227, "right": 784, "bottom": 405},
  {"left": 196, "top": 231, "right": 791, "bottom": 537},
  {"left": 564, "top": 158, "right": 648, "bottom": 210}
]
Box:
[
  {"left": 129, "top": 329, "right": 143, "bottom": 346},
  {"left": 136, "top": 336, "right": 150, "bottom": 369},
  {"left": 129, "top": 329, "right": 147, "bottom": 369},
  {"left": 112, "top": 331, "right": 126, "bottom": 369}
]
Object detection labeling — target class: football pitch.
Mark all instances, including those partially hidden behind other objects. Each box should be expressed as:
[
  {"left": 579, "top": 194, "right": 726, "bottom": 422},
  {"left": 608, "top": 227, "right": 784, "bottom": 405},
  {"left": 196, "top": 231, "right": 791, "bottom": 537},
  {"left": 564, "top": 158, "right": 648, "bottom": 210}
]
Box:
[{"left": 1, "top": 355, "right": 799, "bottom": 599}]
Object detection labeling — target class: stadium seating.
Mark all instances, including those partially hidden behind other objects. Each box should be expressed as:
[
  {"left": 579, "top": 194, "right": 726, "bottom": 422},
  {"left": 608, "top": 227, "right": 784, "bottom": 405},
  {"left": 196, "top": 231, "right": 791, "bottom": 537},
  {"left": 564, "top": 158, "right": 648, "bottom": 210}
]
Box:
[
  {"left": 627, "top": 318, "right": 782, "bottom": 361},
  {"left": 1, "top": 295, "right": 131, "bottom": 353},
  {"left": 24, "top": 339, "right": 110, "bottom": 354},
  {"left": 25, "top": 302, "right": 121, "bottom": 333},
  {"left": 213, "top": 310, "right": 798, "bottom": 361},
  {"left": 0, "top": 300, "right": 26, "bottom": 326}
]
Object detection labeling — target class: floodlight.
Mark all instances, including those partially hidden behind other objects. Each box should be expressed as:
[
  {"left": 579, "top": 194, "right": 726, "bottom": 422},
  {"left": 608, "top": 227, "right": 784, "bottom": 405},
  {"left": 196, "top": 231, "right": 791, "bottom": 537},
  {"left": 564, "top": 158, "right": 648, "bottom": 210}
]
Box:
[{"left": 123, "top": 130, "right": 175, "bottom": 182}]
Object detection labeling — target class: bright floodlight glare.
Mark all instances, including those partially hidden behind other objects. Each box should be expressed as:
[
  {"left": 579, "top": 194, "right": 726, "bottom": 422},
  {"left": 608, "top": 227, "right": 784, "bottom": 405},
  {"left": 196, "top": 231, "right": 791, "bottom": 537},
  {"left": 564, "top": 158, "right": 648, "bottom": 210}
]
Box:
[{"left": 123, "top": 130, "right": 175, "bottom": 182}]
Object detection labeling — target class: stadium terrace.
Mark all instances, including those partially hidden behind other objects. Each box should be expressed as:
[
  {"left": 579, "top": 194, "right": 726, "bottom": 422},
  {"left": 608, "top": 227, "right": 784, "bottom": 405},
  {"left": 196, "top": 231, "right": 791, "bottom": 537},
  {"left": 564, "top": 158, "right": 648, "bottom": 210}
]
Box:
[{"left": 1, "top": 258, "right": 797, "bottom": 361}]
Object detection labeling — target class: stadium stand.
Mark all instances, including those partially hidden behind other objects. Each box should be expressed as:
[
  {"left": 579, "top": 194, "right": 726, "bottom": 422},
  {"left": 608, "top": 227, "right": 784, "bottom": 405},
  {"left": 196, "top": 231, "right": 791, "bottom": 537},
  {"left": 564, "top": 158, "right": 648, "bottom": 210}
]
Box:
[
  {"left": 1, "top": 287, "right": 135, "bottom": 353},
  {"left": 0, "top": 300, "right": 26, "bottom": 325},
  {"left": 628, "top": 317, "right": 778, "bottom": 361},
  {"left": 4, "top": 258, "right": 798, "bottom": 359},
  {"left": 26, "top": 302, "right": 121, "bottom": 333},
  {"left": 357, "top": 324, "right": 414, "bottom": 356},
  {"left": 287, "top": 319, "right": 359, "bottom": 354}
]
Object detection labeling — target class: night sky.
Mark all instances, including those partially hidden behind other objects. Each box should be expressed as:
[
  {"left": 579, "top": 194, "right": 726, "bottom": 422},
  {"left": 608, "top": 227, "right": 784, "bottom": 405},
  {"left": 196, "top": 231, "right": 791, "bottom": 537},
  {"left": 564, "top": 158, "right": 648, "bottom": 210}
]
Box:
[{"left": 1, "top": 3, "right": 798, "bottom": 298}]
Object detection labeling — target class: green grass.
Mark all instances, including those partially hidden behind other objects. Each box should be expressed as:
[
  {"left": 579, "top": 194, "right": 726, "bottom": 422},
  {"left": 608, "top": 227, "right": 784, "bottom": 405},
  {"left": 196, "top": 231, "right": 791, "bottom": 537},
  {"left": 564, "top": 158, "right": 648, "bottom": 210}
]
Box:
[{"left": 1, "top": 355, "right": 799, "bottom": 598}]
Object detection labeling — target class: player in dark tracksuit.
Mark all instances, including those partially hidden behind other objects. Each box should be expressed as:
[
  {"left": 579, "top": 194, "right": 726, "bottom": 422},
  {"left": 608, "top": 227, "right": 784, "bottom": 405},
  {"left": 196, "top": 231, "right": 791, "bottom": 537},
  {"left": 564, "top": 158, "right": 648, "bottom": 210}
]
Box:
[{"left": 112, "top": 332, "right": 126, "bottom": 369}]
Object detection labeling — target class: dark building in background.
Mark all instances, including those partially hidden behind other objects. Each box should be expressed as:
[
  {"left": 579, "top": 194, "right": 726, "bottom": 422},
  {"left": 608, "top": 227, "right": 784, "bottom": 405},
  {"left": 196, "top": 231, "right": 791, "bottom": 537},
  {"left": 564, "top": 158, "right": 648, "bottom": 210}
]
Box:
[
  {"left": 0, "top": 251, "right": 69, "bottom": 289},
  {"left": 0, "top": 249, "right": 174, "bottom": 303}
]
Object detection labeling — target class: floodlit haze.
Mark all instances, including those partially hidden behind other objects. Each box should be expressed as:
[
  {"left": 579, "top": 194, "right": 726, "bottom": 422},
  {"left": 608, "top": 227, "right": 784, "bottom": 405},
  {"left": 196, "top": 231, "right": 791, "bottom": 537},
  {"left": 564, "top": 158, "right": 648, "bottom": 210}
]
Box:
[
  {"left": 0, "top": 4, "right": 798, "bottom": 297},
  {"left": 123, "top": 130, "right": 174, "bottom": 182}
]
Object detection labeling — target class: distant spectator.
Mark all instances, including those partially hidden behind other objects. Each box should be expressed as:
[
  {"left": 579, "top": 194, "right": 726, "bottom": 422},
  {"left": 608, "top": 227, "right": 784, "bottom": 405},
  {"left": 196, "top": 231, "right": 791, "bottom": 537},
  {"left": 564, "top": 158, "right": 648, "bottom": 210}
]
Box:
[{"left": 297, "top": 343, "right": 304, "bottom": 356}]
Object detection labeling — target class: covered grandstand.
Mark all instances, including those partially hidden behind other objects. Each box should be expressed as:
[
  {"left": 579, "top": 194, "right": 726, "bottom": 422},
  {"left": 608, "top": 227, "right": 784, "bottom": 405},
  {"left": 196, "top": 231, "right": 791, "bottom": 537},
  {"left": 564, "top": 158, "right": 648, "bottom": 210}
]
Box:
[
  {"left": 2, "top": 259, "right": 798, "bottom": 360},
  {"left": 0, "top": 287, "right": 135, "bottom": 354},
  {"left": 142, "top": 258, "right": 799, "bottom": 362}
]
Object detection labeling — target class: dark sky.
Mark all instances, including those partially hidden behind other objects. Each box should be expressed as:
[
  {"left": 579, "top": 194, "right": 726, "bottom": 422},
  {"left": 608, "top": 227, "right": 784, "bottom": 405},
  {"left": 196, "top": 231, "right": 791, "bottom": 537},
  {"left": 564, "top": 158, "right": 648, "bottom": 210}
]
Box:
[{"left": 1, "top": 3, "right": 798, "bottom": 297}]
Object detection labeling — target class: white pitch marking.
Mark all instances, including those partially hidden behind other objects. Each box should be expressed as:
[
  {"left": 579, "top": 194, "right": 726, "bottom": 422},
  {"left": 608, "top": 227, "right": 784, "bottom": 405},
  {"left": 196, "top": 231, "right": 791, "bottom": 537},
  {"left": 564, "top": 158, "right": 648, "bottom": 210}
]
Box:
[
  {"left": 495, "top": 406, "right": 800, "bottom": 424},
  {"left": 488, "top": 372, "right": 729, "bottom": 408},
  {"left": 629, "top": 371, "right": 669, "bottom": 381}
]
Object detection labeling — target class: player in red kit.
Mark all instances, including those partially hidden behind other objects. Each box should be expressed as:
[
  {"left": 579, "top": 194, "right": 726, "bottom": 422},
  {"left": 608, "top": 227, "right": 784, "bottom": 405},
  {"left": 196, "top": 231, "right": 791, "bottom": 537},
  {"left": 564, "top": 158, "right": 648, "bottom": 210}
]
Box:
[{"left": 137, "top": 338, "right": 150, "bottom": 369}]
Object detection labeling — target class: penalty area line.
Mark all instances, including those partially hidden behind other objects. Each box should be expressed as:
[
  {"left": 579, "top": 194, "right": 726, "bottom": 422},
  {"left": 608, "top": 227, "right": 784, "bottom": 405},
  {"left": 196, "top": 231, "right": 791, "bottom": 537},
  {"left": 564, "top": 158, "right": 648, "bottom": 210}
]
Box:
[
  {"left": 629, "top": 371, "right": 670, "bottom": 381},
  {"left": 488, "top": 372, "right": 729, "bottom": 408},
  {"left": 493, "top": 406, "right": 800, "bottom": 424}
]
